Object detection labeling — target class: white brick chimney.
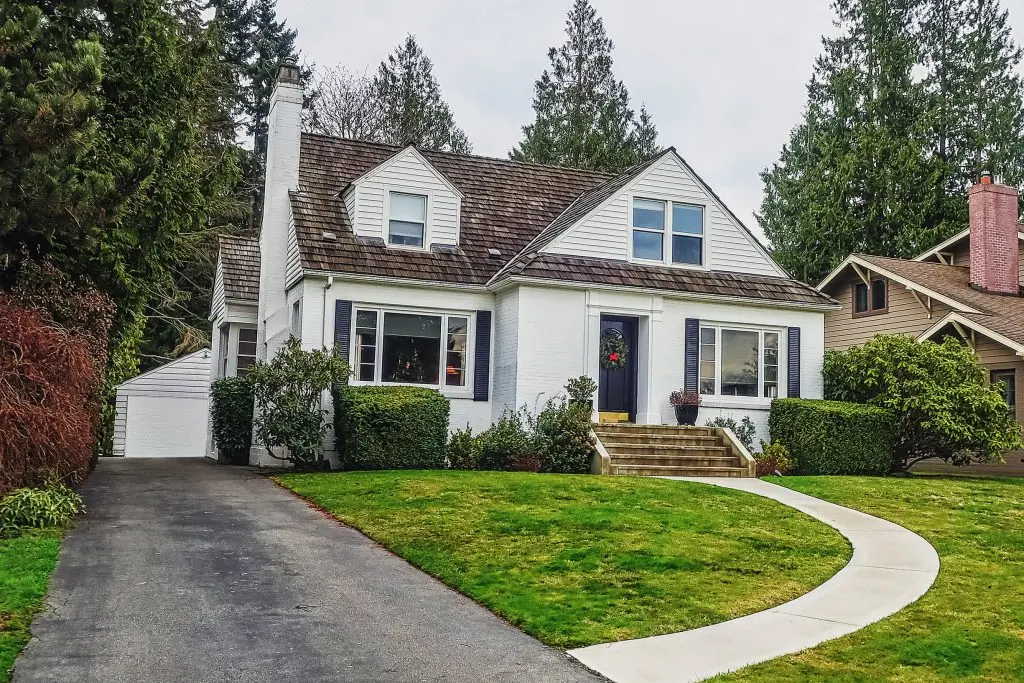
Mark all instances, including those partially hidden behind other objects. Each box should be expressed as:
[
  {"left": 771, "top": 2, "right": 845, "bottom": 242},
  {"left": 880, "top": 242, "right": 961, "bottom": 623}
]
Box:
[
  {"left": 969, "top": 173, "right": 1020, "bottom": 295},
  {"left": 256, "top": 62, "right": 303, "bottom": 361}
]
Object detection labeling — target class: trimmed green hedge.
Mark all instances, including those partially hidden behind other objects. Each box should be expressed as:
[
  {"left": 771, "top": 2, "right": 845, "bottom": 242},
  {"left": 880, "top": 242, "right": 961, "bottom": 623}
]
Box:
[
  {"left": 769, "top": 398, "right": 895, "bottom": 475},
  {"left": 334, "top": 386, "right": 449, "bottom": 470},
  {"left": 210, "top": 376, "right": 254, "bottom": 465}
]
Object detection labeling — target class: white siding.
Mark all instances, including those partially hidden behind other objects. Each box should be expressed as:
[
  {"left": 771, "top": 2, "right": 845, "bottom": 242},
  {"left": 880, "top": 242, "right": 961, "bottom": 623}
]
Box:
[
  {"left": 211, "top": 257, "right": 226, "bottom": 321},
  {"left": 492, "top": 287, "right": 520, "bottom": 418},
  {"left": 112, "top": 392, "right": 129, "bottom": 457},
  {"left": 285, "top": 213, "right": 302, "bottom": 286},
  {"left": 118, "top": 350, "right": 212, "bottom": 398},
  {"left": 546, "top": 154, "right": 784, "bottom": 277},
  {"left": 352, "top": 149, "right": 460, "bottom": 246}
]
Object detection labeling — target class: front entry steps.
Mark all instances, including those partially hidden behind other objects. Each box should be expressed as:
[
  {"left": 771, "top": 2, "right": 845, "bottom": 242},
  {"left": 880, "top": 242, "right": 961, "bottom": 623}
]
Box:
[{"left": 592, "top": 424, "right": 756, "bottom": 478}]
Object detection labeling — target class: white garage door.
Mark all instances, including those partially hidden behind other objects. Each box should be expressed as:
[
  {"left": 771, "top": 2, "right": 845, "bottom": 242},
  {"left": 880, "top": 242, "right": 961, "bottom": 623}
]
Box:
[{"left": 125, "top": 395, "right": 209, "bottom": 458}]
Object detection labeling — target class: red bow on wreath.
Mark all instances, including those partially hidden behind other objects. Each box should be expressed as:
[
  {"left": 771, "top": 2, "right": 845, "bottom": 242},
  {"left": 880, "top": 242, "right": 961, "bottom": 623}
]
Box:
[{"left": 608, "top": 352, "right": 619, "bottom": 362}]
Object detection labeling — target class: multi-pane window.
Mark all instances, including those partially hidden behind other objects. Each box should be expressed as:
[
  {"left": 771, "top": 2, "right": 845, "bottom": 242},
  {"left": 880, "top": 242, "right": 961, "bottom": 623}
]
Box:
[
  {"left": 388, "top": 192, "right": 427, "bottom": 247},
  {"left": 698, "top": 326, "right": 783, "bottom": 399},
  {"left": 353, "top": 308, "right": 471, "bottom": 389},
  {"left": 632, "top": 198, "right": 704, "bottom": 265},
  {"left": 853, "top": 278, "right": 887, "bottom": 316},
  {"left": 236, "top": 328, "right": 257, "bottom": 376},
  {"left": 763, "top": 332, "right": 780, "bottom": 398},
  {"left": 991, "top": 370, "right": 1016, "bottom": 410},
  {"left": 632, "top": 199, "right": 665, "bottom": 261},
  {"left": 355, "top": 310, "right": 378, "bottom": 382},
  {"left": 445, "top": 317, "right": 469, "bottom": 387},
  {"left": 671, "top": 204, "right": 704, "bottom": 265},
  {"left": 699, "top": 327, "right": 716, "bottom": 394}
]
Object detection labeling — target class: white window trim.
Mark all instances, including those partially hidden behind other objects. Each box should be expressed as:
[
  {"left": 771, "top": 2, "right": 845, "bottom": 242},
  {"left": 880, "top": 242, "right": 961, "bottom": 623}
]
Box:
[
  {"left": 697, "top": 322, "right": 786, "bottom": 405},
  {"left": 628, "top": 193, "right": 709, "bottom": 270},
  {"left": 384, "top": 186, "right": 432, "bottom": 251},
  {"left": 350, "top": 305, "right": 475, "bottom": 397}
]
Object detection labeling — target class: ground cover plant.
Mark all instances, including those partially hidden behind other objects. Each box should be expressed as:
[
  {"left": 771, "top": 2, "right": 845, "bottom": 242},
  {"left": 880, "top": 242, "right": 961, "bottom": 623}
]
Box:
[
  {"left": 720, "top": 475, "right": 1024, "bottom": 682},
  {"left": 277, "top": 471, "right": 849, "bottom": 648},
  {"left": 0, "top": 530, "right": 61, "bottom": 681}
]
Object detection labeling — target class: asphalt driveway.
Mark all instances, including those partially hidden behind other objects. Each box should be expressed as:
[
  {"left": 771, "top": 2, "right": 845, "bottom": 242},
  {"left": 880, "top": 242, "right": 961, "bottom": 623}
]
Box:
[{"left": 14, "top": 459, "right": 603, "bottom": 683}]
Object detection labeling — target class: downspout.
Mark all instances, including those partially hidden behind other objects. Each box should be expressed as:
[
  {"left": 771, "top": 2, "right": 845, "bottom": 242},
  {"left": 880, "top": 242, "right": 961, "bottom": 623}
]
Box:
[{"left": 322, "top": 275, "right": 334, "bottom": 348}]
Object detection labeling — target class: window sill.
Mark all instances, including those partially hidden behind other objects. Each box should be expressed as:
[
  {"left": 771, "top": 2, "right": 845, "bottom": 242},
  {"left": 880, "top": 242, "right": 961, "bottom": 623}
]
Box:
[
  {"left": 699, "top": 396, "right": 777, "bottom": 411},
  {"left": 630, "top": 257, "right": 708, "bottom": 271}
]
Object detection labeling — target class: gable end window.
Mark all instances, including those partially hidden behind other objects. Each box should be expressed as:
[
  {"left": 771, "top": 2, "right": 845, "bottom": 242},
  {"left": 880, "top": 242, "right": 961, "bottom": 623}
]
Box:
[
  {"left": 388, "top": 192, "right": 427, "bottom": 247},
  {"left": 853, "top": 278, "right": 887, "bottom": 317},
  {"left": 632, "top": 198, "right": 704, "bottom": 266}
]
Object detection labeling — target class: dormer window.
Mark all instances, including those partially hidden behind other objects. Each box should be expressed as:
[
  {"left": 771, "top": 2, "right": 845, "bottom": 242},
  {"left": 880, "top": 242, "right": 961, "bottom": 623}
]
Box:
[
  {"left": 388, "top": 191, "right": 427, "bottom": 247},
  {"left": 853, "top": 278, "right": 887, "bottom": 317},
  {"left": 631, "top": 198, "right": 705, "bottom": 266}
]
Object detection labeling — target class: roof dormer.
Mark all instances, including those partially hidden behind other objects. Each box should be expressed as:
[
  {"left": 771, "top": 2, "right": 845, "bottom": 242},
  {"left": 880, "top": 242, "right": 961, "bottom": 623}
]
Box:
[{"left": 343, "top": 146, "right": 463, "bottom": 250}]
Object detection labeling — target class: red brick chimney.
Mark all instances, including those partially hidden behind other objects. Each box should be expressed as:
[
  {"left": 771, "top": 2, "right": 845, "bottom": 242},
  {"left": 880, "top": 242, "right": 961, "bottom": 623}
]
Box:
[{"left": 969, "top": 173, "right": 1020, "bottom": 295}]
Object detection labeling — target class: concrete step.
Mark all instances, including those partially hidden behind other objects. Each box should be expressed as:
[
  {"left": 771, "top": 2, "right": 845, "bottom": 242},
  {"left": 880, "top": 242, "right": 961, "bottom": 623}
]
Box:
[
  {"left": 594, "top": 424, "right": 716, "bottom": 437},
  {"left": 598, "top": 433, "right": 723, "bottom": 447},
  {"left": 604, "top": 444, "right": 731, "bottom": 458},
  {"left": 609, "top": 454, "right": 742, "bottom": 468},
  {"left": 610, "top": 465, "right": 751, "bottom": 478}
]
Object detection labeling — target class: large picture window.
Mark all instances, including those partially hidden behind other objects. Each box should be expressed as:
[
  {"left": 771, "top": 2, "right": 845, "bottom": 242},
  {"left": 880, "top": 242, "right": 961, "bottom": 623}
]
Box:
[
  {"left": 632, "top": 198, "right": 704, "bottom": 266},
  {"left": 698, "top": 325, "right": 783, "bottom": 399},
  {"left": 353, "top": 308, "right": 471, "bottom": 389}
]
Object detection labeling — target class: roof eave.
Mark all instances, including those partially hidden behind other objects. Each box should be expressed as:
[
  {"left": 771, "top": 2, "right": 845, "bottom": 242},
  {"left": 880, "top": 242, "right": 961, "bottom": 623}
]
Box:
[
  {"left": 918, "top": 311, "right": 1024, "bottom": 356},
  {"left": 498, "top": 274, "right": 839, "bottom": 311}
]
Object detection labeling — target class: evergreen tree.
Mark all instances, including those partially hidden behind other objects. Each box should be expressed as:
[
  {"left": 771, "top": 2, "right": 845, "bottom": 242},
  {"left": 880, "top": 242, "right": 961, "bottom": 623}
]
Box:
[
  {"left": 510, "top": 0, "right": 660, "bottom": 173},
  {"left": 0, "top": 1, "right": 105, "bottom": 274},
  {"left": 372, "top": 35, "right": 472, "bottom": 153},
  {"left": 761, "top": 0, "right": 1024, "bottom": 284}
]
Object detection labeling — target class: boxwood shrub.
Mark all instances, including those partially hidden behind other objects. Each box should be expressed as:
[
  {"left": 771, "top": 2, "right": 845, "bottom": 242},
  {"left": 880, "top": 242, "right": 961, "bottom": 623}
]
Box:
[
  {"left": 769, "top": 398, "right": 895, "bottom": 475},
  {"left": 334, "top": 386, "right": 449, "bottom": 470},
  {"left": 210, "top": 376, "right": 254, "bottom": 465}
]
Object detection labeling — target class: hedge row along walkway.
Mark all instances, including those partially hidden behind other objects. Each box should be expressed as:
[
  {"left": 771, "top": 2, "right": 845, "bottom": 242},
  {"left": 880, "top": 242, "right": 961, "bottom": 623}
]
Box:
[
  {"left": 568, "top": 477, "right": 940, "bottom": 683},
  {"left": 13, "top": 459, "right": 601, "bottom": 683}
]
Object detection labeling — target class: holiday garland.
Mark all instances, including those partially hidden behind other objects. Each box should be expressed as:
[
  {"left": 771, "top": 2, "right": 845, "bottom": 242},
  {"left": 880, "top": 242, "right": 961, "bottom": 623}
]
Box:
[{"left": 599, "top": 329, "right": 628, "bottom": 369}]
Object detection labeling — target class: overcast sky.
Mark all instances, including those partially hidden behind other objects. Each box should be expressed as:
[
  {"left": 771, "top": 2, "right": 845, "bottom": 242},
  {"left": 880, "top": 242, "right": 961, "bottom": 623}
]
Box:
[{"left": 277, "top": 0, "right": 1024, "bottom": 243}]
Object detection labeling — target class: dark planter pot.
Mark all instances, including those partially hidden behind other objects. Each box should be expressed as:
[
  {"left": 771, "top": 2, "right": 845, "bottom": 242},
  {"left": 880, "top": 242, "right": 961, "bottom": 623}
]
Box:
[{"left": 674, "top": 405, "right": 699, "bottom": 426}]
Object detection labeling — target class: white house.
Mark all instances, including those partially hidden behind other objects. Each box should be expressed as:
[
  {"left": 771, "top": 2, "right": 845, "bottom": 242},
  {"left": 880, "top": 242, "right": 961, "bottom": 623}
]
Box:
[{"left": 210, "top": 64, "right": 838, "bottom": 467}]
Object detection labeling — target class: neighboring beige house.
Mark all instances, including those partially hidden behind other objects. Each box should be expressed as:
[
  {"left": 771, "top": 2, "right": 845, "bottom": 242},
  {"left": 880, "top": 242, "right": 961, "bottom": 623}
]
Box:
[{"left": 818, "top": 175, "right": 1024, "bottom": 474}]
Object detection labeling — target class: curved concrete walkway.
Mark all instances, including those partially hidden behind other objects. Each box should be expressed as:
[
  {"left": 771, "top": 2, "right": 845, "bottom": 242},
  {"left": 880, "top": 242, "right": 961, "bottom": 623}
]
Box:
[{"left": 568, "top": 477, "right": 940, "bottom": 683}]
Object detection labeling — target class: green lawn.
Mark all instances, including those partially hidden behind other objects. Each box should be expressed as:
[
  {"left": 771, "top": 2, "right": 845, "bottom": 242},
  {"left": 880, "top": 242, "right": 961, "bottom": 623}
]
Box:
[
  {"left": 0, "top": 530, "right": 62, "bottom": 682},
  {"left": 278, "top": 471, "right": 849, "bottom": 648},
  {"left": 717, "top": 475, "right": 1024, "bottom": 682}
]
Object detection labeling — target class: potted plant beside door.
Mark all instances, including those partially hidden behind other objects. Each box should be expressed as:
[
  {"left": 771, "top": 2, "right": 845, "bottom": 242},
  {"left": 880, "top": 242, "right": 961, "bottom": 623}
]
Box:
[
  {"left": 564, "top": 375, "right": 598, "bottom": 413},
  {"left": 669, "top": 389, "right": 701, "bottom": 426}
]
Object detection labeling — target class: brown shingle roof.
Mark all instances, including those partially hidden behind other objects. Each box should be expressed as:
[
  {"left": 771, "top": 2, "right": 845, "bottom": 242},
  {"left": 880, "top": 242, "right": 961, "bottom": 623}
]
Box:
[
  {"left": 506, "top": 253, "right": 834, "bottom": 306},
  {"left": 293, "top": 135, "right": 608, "bottom": 285},
  {"left": 839, "top": 254, "right": 1024, "bottom": 347},
  {"left": 219, "top": 234, "right": 259, "bottom": 303},
  {"left": 291, "top": 134, "right": 835, "bottom": 306}
]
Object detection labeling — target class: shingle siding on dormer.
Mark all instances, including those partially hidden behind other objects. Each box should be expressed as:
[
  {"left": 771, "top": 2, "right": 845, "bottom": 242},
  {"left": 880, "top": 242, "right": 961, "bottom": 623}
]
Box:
[
  {"left": 351, "top": 148, "right": 460, "bottom": 247},
  {"left": 544, "top": 154, "right": 784, "bottom": 277}
]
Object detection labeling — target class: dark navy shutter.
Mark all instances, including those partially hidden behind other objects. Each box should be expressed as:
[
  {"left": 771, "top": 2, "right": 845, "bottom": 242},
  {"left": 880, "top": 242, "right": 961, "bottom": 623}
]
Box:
[
  {"left": 334, "top": 300, "right": 353, "bottom": 363},
  {"left": 787, "top": 327, "right": 801, "bottom": 398},
  {"left": 473, "top": 310, "right": 492, "bottom": 401},
  {"left": 684, "top": 318, "right": 700, "bottom": 393}
]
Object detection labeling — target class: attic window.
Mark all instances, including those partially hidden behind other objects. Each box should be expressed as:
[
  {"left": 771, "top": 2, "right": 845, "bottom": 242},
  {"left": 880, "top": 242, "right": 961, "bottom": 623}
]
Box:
[
  {"left": 853, "top": 278, "right": 887, "bottom": 317},
  {"left": 388, "top": 192, "right": 426, "bottom": 248}
]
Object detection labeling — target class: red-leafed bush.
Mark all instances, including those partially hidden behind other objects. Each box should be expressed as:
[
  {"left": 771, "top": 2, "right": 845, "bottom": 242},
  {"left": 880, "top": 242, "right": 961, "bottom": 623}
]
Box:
[{"left": 0, "top": 278, "right": 112, "bottom": 495}]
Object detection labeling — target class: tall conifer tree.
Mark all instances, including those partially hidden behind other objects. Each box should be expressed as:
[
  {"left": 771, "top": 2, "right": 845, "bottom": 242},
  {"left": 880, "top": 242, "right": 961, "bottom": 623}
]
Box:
[
  {"left": 511, "top": 0, "right": 659, "bottom": 173},
  {"left": 371, "top": 35, "right": 472, "bottom": 153}
]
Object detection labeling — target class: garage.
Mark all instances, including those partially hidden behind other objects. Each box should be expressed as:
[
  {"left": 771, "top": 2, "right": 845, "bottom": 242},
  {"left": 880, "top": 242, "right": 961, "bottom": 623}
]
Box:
[{"left": 113, "top": 349, "right": 212, "bottom": 458}]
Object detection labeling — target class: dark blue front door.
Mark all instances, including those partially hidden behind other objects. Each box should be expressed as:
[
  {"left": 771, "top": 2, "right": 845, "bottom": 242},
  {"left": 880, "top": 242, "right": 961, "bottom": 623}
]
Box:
[{"left": 598, "top": 315, "right": 638, "bottom": 420}]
